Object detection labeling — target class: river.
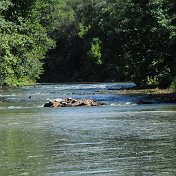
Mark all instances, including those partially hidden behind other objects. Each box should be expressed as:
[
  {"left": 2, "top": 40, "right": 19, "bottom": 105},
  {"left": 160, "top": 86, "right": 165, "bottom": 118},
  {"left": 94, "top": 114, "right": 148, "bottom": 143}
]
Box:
[{"left": 0, "top": 83, "right": 176, "bottom": 176}]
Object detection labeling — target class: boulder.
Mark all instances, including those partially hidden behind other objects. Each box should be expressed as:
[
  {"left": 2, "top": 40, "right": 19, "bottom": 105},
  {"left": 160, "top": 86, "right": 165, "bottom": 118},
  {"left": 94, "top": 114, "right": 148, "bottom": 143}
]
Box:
[{"left": 44, "top": 98, "right": 104, "bottom": 107}]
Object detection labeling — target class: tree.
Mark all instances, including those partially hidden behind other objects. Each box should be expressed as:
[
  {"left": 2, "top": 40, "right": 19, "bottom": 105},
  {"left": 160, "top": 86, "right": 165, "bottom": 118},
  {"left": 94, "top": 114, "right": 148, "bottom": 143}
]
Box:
[
  {"left": 4, "top": 0, "right": 173, "bottom": 87},
  {"left": 0, "top": 0, "right": 54, "bottom": 86},
  {"left": 117, "top": 0, "right": 176, "bottom": 87}
]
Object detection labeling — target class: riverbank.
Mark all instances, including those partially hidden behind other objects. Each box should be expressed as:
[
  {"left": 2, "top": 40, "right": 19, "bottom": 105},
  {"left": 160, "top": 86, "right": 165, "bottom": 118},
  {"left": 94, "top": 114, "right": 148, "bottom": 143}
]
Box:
[
  {"left": 112, "top": 88, "right": 174, "bottom": 95},
  {"left": 99, "top": 88, "right": 176, "bottom": 104}
]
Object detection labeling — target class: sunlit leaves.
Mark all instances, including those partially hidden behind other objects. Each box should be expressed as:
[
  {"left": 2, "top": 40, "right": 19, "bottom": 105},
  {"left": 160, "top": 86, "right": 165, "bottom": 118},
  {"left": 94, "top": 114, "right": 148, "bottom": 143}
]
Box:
[
  {"left": 78, "top": 23, "right": 91, "bottom": 38},
  {"left": 0, "top": 0, "right": 54, "bottom": 86},
  {"left": 88, "top": 37, "right": 102, "bottom": 65}
]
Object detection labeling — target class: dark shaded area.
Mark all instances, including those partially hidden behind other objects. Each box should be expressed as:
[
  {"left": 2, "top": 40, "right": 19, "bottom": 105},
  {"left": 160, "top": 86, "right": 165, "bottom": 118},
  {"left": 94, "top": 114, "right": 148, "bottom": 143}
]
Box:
[
  {"left": 138, "top": 93, "right": 176, "bottom": 104},
  {"left": 40, "top": 0, "right": 176, "bottom": 87}
]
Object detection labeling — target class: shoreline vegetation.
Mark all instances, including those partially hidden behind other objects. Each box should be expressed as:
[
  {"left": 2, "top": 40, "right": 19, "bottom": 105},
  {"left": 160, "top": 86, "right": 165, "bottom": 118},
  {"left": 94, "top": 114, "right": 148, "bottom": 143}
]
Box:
[
  {"left": 1, "top": 2, "right": 176, "bottom": 98},
  {"left": 0, "top": 0, "right": 175, "bottom": 88}
]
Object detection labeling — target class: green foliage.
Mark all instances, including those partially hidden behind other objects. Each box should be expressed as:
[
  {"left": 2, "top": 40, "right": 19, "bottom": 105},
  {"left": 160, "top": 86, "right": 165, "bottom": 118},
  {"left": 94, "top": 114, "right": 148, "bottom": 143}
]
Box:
[
  {"left": 0, "top": 0, "right": 12, "bottom": 11},
  {"left": 115, "top": 0, "right": 176, "bottom": 87},
  {"left": 39, "top": 0, "right": 176, "bottom": 85},
  {"left": 32, "top": 0, "right": 69, "bottom": 35},
  {"left": 156, "top": 68, "right": 172, "bottom": 88},
  {"left": 0, "top": 0, "right": 54, "bottom": 86},
  {"left": 170, "top": 77, "right": 176, "bottom": 91},
  {"left": 5, "top": 0, "right": 172, "bottom": 86},
  {"left": 147, "top": 76, "right": 158, "bottom": 86},
  {"left": 88, "top": 38, "right": 102, "bottom": 65},
  {"left": 78, "top": 23, "right": 91, "bottom": 38}
]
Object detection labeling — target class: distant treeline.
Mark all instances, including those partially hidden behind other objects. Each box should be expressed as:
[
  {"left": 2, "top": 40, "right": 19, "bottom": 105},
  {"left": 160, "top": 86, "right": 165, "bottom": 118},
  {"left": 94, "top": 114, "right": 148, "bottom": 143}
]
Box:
[{"left": 0, "top": 0, "right": 176, "bottom": 88}]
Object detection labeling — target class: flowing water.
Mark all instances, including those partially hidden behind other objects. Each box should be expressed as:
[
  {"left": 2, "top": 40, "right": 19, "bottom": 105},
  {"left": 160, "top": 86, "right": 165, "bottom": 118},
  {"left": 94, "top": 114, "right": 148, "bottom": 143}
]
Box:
[{"left": 0, "top": 83, "right": 176, "bottom": 176}]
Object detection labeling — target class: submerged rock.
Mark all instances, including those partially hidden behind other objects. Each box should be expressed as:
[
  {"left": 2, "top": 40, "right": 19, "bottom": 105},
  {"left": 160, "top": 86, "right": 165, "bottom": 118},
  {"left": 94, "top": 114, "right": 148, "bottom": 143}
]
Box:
[
  {"left": 0, "top": 99, "right": 6, "bottom": 103},
  {"left": 44, "top": 98, "right": 105, "bottom": 107}
]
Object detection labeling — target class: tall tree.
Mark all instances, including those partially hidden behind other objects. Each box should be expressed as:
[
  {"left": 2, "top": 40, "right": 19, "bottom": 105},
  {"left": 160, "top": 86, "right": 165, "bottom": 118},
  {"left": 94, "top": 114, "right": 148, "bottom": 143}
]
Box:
[
  {"left": 117, "top": 0, "right": 176, "bottom": 87},
  {"left": 0, "top": 0, "right": 54, "bottom": 86}
]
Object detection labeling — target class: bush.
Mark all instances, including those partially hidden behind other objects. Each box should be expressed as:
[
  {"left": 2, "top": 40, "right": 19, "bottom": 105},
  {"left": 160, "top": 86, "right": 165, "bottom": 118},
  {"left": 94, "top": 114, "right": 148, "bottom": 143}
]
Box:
[
  {"left": 157, "top": 69, "right": 172, "bottom": 89},
  {"left": 170, "top": 77, "right": 176, "bottom": 91}
]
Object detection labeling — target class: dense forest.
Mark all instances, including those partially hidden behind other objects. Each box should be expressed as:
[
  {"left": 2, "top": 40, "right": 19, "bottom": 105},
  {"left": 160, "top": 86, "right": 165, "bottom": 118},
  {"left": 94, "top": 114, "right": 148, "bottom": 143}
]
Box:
[{"left": 0, "top": 0, "right": 176, "bottom": 88}]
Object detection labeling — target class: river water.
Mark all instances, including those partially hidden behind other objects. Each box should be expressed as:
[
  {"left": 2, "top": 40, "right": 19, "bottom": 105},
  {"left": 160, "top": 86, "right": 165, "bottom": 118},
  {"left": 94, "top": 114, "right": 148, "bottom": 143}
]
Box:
[{"left": 0, "top": 83, "right": 176, "bottom": 176}]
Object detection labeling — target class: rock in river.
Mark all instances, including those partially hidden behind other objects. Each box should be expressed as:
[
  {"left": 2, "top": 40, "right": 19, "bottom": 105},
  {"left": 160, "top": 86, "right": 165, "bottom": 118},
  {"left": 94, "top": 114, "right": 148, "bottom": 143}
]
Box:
[{"left": 44, "top": 98, "right": 104, "bottom": 107}]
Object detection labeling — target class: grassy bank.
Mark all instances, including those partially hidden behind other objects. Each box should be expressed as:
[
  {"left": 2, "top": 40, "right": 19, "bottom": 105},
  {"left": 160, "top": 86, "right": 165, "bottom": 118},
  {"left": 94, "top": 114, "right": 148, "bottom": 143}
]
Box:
[{"left": 113, "top": 88, "right": 175, "bottom": 95}]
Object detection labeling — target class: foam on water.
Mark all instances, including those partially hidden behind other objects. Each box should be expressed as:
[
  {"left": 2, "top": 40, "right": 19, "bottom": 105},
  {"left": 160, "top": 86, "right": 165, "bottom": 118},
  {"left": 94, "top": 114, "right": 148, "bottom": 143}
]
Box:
[
  {"left": 110, "top": 102, "right": 137, "bottom": 106},
  {"left": 7, "top": 106, "right": 32, "bottom": 109}
]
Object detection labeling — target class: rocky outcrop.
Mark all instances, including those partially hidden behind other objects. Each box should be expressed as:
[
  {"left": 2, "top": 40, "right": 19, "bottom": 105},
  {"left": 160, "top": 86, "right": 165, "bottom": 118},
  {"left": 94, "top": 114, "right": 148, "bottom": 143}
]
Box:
[{"left": 44, "top": 98, "right": 105, "bottom": 107}]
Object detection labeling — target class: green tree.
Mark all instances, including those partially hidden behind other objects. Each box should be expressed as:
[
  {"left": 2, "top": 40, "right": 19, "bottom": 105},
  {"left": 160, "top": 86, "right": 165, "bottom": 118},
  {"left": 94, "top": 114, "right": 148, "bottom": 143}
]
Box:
[
  {"left": 0, "top": 0, "right": 54, "bottom": 86},
  {"left": 118, "top": 0, "right": 176, "bottom": 87},
  {"left": 39, "top": 0, "right": 176, "bottom": 86}
]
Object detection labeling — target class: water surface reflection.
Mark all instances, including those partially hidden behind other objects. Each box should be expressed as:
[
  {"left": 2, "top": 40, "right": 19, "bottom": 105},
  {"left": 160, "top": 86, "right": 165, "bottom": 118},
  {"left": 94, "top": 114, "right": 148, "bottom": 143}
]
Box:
[{"left": 0, "top": 83, "right": 176, "bottom": 175}]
